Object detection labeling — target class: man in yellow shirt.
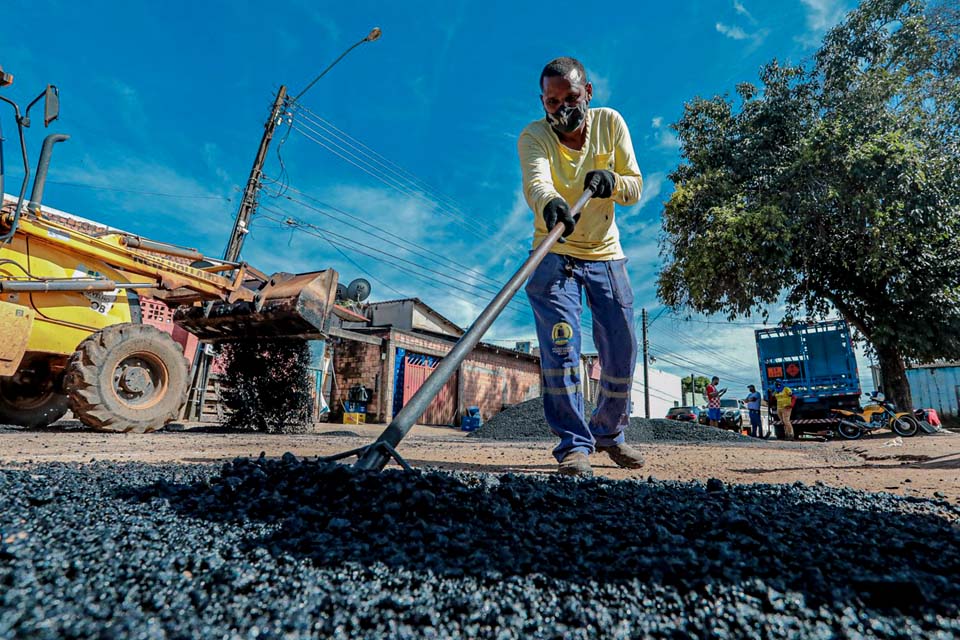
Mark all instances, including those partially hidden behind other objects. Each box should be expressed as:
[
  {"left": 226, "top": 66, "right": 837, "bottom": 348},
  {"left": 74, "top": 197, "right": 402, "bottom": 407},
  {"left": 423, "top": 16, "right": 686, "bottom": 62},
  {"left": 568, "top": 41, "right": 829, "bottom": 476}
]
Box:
[
  {"left": 773, "top": 379, "right": 796, "bottom": 440},
  {"left": 519, "top": 56, "right": 645, "bottom": 477}
]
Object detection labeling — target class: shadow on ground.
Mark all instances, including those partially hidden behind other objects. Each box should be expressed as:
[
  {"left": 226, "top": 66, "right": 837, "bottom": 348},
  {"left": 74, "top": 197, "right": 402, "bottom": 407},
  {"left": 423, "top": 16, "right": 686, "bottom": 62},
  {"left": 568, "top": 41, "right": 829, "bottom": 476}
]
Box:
[{"left": 130, "top": 455, "right": 960, "bottom": 618}]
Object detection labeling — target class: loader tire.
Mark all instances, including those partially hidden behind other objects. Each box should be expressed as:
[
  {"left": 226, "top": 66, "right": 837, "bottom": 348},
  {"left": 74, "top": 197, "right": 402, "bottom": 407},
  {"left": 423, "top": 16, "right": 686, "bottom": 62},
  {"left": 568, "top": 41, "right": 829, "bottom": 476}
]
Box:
[
  {"left": 0, "top": 377, "right": 68, "bottom": 428},
  {"left": 65, "top": 324, "right": 188, "bottom": 433}
]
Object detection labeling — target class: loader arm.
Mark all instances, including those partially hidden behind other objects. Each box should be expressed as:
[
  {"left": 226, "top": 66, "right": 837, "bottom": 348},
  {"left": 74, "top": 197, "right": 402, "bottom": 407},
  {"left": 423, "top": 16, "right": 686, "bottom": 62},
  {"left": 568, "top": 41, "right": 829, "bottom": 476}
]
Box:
[
  {"left": 10, "top": 216, "right": 253, "bottom": 303},
  {"left": 2, "top": 208, "right": 341, "bottom": 342}
]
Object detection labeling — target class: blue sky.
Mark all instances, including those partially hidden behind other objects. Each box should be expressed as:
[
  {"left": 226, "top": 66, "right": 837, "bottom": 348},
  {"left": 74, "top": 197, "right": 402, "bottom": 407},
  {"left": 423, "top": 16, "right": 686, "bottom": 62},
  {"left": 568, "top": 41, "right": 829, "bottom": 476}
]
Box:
[{"left": 3, "top": 0, "right": 877, "bottom": 396}]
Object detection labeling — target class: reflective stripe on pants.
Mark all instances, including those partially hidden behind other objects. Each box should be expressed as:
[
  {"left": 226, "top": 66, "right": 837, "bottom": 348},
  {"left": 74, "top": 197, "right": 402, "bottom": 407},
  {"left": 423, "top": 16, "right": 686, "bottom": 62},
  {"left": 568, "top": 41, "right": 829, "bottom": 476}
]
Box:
[{"left": 525, "top": 252, "right": 636, "bottom": 462}]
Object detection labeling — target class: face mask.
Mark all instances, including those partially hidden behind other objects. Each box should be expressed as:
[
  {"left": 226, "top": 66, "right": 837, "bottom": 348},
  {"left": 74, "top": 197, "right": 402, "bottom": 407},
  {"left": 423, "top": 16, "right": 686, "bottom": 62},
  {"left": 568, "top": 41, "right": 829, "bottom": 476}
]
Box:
[{"left": 546, "top": 101, "right": 587, "bottom": 134}]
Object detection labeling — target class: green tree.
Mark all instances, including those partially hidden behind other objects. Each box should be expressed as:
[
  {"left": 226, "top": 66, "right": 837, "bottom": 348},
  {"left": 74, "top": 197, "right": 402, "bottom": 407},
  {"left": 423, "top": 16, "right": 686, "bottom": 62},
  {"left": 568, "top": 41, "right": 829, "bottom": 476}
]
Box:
[
  {"left": 659, "top": 0, "right": 960, "bottom": 409},
  {"left": 681, "top": 375, "right": 710, "bottom": 396}
]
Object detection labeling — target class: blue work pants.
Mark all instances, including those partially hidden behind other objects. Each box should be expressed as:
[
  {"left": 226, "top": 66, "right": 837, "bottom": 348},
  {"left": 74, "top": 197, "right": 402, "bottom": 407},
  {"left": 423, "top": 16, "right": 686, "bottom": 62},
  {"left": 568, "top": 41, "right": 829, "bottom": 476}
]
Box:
[
  {"left": 749, "top": 409, "right": 763, "bottom": 437},
  {"left": 525, "top": 253, "right": 637, "bottom": 462}
]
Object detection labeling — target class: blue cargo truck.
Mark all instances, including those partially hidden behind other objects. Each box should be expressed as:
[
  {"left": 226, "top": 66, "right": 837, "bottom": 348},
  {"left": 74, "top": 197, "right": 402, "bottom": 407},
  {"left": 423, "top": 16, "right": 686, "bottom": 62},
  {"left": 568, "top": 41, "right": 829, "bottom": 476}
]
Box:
[{"left": 755, "top": 320, "right": 862, "bottom": 438}]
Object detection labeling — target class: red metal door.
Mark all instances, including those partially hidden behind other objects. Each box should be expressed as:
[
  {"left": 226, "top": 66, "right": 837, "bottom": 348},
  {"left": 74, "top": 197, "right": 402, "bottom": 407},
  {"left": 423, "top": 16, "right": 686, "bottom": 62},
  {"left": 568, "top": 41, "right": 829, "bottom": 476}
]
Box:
[{"left": 402, "top": 354, "right": 457, "bottom": 425}]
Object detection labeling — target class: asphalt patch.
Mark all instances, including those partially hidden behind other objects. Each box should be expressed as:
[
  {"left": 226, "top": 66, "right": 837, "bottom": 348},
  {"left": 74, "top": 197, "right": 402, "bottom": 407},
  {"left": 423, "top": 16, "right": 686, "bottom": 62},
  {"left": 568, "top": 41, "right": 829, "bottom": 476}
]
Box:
[{"left": 1, "top": 457, "right": 957, "bottom": 638}]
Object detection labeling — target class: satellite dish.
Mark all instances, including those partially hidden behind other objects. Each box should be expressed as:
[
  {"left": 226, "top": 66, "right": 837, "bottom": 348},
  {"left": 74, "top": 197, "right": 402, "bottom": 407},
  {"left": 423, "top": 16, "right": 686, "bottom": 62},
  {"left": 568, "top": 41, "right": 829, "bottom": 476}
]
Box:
[
  {"left": 336, "top": 283, "right": 347, "bottom": 301},
  {"left": 347, "top": 278, "right": 371, "bottom": 302}
]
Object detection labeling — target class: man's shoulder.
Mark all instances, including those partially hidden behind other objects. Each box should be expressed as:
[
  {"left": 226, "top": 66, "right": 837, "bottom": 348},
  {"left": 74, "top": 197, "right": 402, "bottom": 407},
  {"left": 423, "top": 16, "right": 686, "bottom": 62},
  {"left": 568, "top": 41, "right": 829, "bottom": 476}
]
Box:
[
  {"left": 591, "top": 107, "right": 626, "bottom": 127},
  {"left": 520, "top": 118, "right": 552, "bottom": 139}
]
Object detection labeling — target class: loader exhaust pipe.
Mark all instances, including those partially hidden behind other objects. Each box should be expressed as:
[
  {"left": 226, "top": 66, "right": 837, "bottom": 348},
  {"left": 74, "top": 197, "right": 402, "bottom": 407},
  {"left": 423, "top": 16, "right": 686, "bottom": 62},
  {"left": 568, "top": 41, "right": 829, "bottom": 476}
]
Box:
[{"left": 27, "top": 133, "right": 69, "bottom": 215}]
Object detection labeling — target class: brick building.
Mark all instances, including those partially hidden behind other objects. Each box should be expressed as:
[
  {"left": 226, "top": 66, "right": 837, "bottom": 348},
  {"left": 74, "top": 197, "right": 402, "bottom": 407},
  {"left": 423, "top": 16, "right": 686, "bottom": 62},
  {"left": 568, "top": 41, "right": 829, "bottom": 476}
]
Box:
[{"left": 329, "top": 298, "right": 541, "bottom": 425}]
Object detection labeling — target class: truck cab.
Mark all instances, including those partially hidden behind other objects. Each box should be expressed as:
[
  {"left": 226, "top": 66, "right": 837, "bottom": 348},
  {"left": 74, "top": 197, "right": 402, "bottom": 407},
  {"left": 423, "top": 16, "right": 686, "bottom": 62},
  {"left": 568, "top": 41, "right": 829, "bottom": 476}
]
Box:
[{"left": 755, "top": 320, "right": 862, "bottom": 438}]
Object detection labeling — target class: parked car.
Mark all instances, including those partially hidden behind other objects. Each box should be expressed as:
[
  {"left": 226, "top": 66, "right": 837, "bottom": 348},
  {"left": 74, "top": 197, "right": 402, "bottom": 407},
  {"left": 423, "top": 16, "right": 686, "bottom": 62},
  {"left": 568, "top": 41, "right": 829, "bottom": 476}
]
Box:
[
  {"left": 697, "top": 400, "right": 750, "bottom": 430},
  {"left": 719, "top": 398, "right": 749, "bottom": 430},
  {"left": 666, "top": 406, "right": 701, "bottom": 422}
]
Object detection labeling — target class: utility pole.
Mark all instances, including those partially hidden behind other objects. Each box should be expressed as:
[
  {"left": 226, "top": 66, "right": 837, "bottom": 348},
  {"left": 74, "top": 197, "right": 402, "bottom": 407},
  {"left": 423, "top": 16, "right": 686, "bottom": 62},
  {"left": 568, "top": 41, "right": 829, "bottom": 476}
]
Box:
[
  {"left": 641, "top": 308, "right": 650, "bottom": 419},
  {"left": 183, "top": 28, "right": 381, "bottom": 422},
  {"left": 224, "top": 85, "right": 287, "bottom": 262},
  {"left": 183, "top": 86, "right": 288, "bottom": 420}
]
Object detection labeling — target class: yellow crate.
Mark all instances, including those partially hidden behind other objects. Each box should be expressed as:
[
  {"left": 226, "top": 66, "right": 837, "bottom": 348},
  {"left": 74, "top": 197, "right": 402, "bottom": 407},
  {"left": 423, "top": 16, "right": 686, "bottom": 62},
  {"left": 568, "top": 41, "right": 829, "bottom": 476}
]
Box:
[{"left": 343, "top": 412, "right": 366, "bottom": 425}]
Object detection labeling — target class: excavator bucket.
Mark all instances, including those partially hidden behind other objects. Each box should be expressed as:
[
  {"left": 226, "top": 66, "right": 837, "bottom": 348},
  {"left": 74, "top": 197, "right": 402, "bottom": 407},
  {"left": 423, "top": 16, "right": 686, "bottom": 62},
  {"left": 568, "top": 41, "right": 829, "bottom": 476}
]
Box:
[{"left": 174, "top": 270, "right": 339, "bottom": 342}]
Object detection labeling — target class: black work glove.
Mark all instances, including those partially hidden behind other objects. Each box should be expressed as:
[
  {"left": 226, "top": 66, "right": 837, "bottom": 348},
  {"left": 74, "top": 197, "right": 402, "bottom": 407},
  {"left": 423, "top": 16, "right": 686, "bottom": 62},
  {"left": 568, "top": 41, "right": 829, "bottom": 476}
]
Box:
[
  {"left": 584, "top": 170, "right": 617, "bottom": 199},
  {"left": 542, "top": 197, "right": 576, "bottom": 241}
]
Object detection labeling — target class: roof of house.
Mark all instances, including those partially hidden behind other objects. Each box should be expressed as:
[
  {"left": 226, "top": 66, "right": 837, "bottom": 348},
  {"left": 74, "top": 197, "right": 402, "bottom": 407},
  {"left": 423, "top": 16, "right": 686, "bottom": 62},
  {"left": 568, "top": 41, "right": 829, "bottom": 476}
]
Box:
[
  {"left": 908, "top": 361, "right": 960, "bottom": 370},
  {"left": 365, "top": 297, "right": 464, "bottom": 336}
]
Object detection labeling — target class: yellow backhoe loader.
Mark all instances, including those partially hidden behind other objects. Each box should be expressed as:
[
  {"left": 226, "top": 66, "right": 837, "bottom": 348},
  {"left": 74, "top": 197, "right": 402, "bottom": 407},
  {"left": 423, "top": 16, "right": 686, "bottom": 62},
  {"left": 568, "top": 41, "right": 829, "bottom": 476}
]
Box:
[{"left": 0, "top": 66, "right": 339, "bottom": 432}]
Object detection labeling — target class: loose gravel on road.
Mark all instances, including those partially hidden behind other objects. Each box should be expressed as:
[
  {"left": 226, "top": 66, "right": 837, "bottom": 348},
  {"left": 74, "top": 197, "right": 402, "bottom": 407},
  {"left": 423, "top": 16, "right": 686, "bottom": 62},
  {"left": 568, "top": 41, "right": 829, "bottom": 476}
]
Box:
[
  {"left": 469, "top": 398, "right": 748, "bottom": 443},
  {"left": 1, "top": 456, "right": 958, "bottom": 639}
]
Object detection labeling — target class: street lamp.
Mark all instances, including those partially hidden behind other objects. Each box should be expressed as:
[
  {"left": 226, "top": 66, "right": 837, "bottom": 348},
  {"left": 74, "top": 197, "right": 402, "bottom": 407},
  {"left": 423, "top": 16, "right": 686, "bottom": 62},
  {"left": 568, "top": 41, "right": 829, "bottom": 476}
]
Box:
[{"left": 293, "top": 27, "right": 382, "bottom": 103}]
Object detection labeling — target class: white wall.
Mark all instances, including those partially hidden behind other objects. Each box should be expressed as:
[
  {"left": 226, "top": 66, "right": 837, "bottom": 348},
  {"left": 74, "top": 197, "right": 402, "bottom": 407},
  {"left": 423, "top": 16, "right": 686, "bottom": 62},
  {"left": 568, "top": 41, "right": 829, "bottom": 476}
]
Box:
[{"left": 630, "top": 368, "right": 683, "bottom": 419}]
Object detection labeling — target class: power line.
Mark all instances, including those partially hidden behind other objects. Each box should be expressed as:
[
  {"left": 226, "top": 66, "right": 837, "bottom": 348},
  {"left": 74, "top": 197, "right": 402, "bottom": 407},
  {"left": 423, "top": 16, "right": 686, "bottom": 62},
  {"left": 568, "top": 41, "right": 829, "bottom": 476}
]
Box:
[
  {"left": 4, "top": 178, "right": 231, "bottom": 201},
  {"left": 258, "top": 203, "right": 532, "bottom": 317},
  {"left": 289, "top": 121, "right": 496, "bottom": 243},
  {"left": 274, "top": 109, "right": 604, "bottom": 338},
  {"left": 646, "top": 307, "right": 669, "bottom": 328},
  {"left": 292, "top": 106, "right": 501, "bottom": 237},
  {"left": 260, "top": 182, "right": 596, "bottom": 337},
  {"left": 257, "top": 209, "right": 538, "bottom": 328},
  {"left": 652, "top": 322, "right": 757, "bottom": 370},
  {"left": 266, "top": 182, "right": 515, "bottom": 292},
  {"left": 667, "top": 313, "right": 770, "bottom": 326},
  {"left": 652, "top": 344, "right": 756, "bottom": 385},
  {"left": 651, "top": 353, "right": 755, "bottom": 387}
]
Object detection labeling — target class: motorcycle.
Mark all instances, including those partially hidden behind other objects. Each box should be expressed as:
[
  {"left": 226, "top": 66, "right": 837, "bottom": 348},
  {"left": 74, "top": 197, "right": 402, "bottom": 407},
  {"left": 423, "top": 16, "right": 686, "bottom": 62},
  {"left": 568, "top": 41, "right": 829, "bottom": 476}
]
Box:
[{"left": 831, "top": 392, "right": 920, "bottom": 440}]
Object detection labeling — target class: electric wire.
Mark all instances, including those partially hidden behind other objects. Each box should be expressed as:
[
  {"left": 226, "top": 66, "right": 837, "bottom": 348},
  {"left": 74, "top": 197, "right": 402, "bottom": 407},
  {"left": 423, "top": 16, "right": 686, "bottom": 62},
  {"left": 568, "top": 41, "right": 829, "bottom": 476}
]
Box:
[
  {"left": 3, "top": 178, "right": 230, "bottom": 201},
  {"left": 291, "top": 105, "right": 501, "bottom": 237},
  {"left": 258, "top": 182, "right": 597, "bottom": 336},
  {"left": 289, "top": 121, "right": 495, "bottom": 242},
  {"left": 256, "top": 208, "right": 538, "bottom": 327},
  {"left": 265, "top": 184, "right": 525, "bottom": 294},
  {"left": 652, "top": 322, "right": 757, "bottom": 369},
  {"left": 258, "top": 203, "right": 533, "bottom": 318},
  {"left": 649, "top": 326, "right": 750, "bottom": 372}
]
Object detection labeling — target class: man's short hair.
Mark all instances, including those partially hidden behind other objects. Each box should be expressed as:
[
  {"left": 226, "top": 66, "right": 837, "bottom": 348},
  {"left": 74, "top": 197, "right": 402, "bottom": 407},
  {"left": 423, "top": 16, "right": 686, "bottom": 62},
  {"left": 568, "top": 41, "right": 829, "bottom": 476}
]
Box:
[
  {"left": 712, "top": 376, "right": 719, "bottom": 382},
  {"left": 540, "top": 57, "right": 587, "bottom": 89}
]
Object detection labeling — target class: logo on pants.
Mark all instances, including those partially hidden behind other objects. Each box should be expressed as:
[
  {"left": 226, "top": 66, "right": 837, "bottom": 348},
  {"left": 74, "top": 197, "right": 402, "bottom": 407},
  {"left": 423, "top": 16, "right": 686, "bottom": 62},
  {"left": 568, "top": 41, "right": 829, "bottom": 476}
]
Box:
[{"left": 551, "top": 322, "right": 573, "bottom": 346}]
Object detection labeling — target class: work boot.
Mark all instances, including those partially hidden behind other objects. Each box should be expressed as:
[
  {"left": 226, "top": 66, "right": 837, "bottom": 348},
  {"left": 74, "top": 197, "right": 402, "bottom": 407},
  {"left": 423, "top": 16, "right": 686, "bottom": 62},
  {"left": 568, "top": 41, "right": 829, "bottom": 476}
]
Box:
[
  {"left": 597, "top": 443, "right": 646, "bottom": 469},
  {"left": 558, "top": 452, "right": 593, "bottom": 477}
]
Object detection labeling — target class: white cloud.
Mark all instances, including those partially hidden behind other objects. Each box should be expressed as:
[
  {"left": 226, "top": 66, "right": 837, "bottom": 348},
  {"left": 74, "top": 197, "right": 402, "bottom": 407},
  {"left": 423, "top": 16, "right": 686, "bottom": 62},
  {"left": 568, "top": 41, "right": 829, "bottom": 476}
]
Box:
[
  {"left": 650, "top": 117, "right": 682, "bottom": 150},
  {"left": 241, "top": 179, "right": 538, "bottom": 332},
  {"left": 619, "top": 172, "right": 668, "bottom": 238},
  {"left": 635, "top": 172, "right": 666, "bottom": 215},
  {"left": 800, "top": 0, "right": 848, "bottom": 32},
  {"left": 716, "top": 22, "right": 749, "bottom": 40},
  {"left": 586, "top": 67, "right": 612, "bottom": 104},
  {"left": 796, "top": 0, "right": 852, "bottom": 47},
  {"left": 716, "top": 20, "right": 770, "bottom": 49},
  {"left": 52, "top": 156, "right": 235, "bottom": 255},
  {"left": 202, "top": 142, "right": 235, "bottom": 186},
  {"left": 647, "top": 316, "right": 769, "bottom": 386},
  {"left": 733, "top": 0, "right": 756, "bottom": 22}
]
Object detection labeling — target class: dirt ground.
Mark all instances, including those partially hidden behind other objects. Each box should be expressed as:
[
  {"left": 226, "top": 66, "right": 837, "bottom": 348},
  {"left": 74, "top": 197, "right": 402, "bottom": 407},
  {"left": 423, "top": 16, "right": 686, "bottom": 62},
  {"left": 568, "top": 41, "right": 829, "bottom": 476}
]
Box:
[{"left": 1, "top": 420, "right": 957, "bottom": 504}]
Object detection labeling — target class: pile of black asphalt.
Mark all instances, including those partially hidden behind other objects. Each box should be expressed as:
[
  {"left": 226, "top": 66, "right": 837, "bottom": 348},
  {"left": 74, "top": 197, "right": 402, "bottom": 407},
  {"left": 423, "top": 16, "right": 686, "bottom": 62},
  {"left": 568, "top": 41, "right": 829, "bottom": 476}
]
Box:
[
  {"left": 469, "top": 398, "right": 749, "bottom": 443},
  {"left": 1, "top": 456, "right": 957, "bottom": 638}
]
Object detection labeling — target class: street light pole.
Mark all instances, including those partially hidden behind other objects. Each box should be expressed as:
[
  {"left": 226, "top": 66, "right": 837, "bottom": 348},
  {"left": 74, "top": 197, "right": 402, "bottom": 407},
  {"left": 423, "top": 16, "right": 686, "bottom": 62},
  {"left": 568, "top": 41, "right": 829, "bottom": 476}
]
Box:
[
  {"left": 223, "top": 26, "right": 382, "bottom": 263},
  {"left": 185, "top": 28, "right": 382, "bottom": 422},
  {"left": 223, "top": 85, "right": 287, "bottom": 262}
]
